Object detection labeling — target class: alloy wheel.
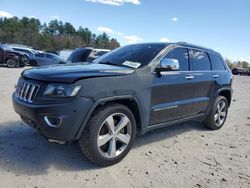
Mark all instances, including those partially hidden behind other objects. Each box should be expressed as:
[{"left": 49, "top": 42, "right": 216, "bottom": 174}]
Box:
[
  {"left": 97, "top": 113, "right": 132, "bottom": 158},
  {"left": 214, "top": 101, "right": 227, "bottom": 127}
]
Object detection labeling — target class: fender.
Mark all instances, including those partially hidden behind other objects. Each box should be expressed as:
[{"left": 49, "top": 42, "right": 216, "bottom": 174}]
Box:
[{"left": 75, "top": 95, "right": 144, "bottom": 139}]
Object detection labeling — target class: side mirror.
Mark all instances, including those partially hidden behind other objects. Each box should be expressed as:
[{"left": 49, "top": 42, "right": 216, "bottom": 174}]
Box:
[{"left": 155, "top": 58, "right": 179, "bottom": 73}]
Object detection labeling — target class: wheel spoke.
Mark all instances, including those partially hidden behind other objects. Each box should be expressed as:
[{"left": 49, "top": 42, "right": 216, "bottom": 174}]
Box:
[
  {"left": 220, "top": 111, "right": 226, "bottom": 117},
  {"left": 219, "top": 102, "right": 226, "bottom": 112},
  {"left": 219, "top": 116, "right": 224, "bottom": 125},
  {"left": 116, "top": 116, "right": 129, "bottom": 133},
  {"left": 214, "top": 113, "right": 219, "bottom": 121},
  {"left": 105, "top": 115, "right": 115, "bottom": 132},
  {"left": 98, "top": 134, "right": 112, "bottom": 147},
  {"left": 117, "top": 133, "right": 130, "bottom": 144},
  {"left": 108, "top": 138, "right": 116, "bottom": 157}
]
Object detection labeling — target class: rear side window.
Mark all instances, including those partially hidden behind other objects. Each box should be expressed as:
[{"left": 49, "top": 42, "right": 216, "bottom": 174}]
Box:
[
  {"left": 46, "top": 54, "right": 55, "bottom": 59},
  {"left": 209, "top": 53, "right": 225, "bottom": 70},
  {"left": 35, "top": 53, "right": 45, "bottom": 58},
  {"left": 164, "top": 48, "right": 189, "bottom": 71},
  {"left": 189, "top": 49, "right": 211, "bottom": 71}
]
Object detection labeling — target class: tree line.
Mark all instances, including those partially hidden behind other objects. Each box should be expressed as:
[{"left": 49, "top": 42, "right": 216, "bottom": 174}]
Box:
[{"left": 0, "top": 17, "right": 120, "bottom": 51}]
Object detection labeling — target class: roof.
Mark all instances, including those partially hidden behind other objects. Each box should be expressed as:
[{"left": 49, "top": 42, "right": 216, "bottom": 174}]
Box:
[{"left": 127, "top": 42, "right": 218, "bottom": 54}]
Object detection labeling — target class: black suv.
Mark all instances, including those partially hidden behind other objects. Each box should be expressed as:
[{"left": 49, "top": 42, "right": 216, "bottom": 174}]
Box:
[
  {"left": 232, "top": 67, "right": 250, "bottom": 76},
  {"left": 12, "top": 42, "right": 233, "bottom": 166}
]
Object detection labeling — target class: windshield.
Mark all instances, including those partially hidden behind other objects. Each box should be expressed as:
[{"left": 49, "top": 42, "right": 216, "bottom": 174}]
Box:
[{"left": 94, "top": 43, "right": 167, "bottom": 68}]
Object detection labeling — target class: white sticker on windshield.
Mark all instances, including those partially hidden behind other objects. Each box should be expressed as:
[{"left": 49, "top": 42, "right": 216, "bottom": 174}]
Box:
[{"left": 122, "top": 61, "right": 141, "bottom": 68}]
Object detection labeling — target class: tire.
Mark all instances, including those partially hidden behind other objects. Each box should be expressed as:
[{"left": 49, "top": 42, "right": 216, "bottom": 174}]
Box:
[
  {"left": 79, "top": 103, "right": 137, "bottom": 166},
  {"left": 29, "top": 60, "right": 37, "bottom": 66},
  {"left": 6, "top": 59, "right": 18, "bottom": 68},
  {"left": 203, "top": 96, "right": 228, "bottom": 130}
]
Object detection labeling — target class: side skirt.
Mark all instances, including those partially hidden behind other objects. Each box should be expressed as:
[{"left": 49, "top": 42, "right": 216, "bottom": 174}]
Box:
[{"left": 140, "top": 113, "right": 206, "bottom": 135}]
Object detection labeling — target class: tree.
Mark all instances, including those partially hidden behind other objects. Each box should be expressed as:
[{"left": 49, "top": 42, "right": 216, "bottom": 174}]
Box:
[
  {"left": 225, "top": 58, "right": 234, "bottom": 70},
  {"left": 0, "top": 17, "right": 120, "bottom": 51}
]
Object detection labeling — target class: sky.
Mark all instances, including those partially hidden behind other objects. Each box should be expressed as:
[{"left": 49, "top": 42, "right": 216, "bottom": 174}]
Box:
[{"left": 0, "top": 0, "right": 249, "bottom": 62}]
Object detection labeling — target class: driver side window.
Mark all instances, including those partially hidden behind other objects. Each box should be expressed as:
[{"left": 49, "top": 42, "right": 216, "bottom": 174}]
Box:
[{"left": 164, "top": 48, "right": 189, "bottom": 71}]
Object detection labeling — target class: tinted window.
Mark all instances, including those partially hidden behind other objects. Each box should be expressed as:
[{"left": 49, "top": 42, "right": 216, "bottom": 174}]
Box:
[
  {"left": 164, "top": 48, "right": 189, "bottom": 71},
  {"left": 35, "top": 53, "right": 45, "bottom": 58},
  {"left": 95, "top": 44, "right": 167, "bottom": 68},
  {"left": 67, "top": 48, "right": 92, "bottom": 63},
  {"left": 87, "top": 50, "right": 109, "bottom": 62},
  {"left": 189, "top": 49, "right": 211, "bottom": 71},
  {"left": 46, "top": 54, "right": 55, "bottom": 59},
  {"left": 209, "top": 53, "right": 225, "bottom": 70}
]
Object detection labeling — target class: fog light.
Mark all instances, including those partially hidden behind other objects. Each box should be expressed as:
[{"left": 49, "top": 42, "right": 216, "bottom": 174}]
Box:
[{"left": 44, "top": 116, "right": 62, "bottom": 128}]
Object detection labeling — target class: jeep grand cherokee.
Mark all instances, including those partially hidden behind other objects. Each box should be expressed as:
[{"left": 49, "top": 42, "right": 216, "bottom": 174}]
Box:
[{"left": 12, "top": 42, "right": 233, "bottom": 166}]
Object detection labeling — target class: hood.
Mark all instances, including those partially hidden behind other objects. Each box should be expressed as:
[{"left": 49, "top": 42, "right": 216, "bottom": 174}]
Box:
[{"left": 22, "top": 63, "right": 134, "bottom": 83}]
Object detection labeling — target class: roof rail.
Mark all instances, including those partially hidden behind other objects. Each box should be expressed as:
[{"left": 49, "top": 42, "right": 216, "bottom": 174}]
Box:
[{"left": 176, "top": 42, "right": 215, "bottom": 52}]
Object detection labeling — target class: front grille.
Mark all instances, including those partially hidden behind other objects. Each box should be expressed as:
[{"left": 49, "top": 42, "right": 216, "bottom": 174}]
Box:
[{"left": 15, "top": 79, "right": 40, "bottom": 103}]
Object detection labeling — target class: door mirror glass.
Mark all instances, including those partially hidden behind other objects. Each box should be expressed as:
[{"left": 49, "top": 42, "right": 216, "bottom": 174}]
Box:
[{"left": 155, "top": 58, "right": 179, "bottom": 73}]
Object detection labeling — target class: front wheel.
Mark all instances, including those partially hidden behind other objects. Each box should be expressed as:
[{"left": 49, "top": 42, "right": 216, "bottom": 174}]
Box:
[
  {"left": 203, "top": 96, "right": 228, "bottom": 130},
  {"left": 79, "top": 103, "right": 136, "bottom": 166}
]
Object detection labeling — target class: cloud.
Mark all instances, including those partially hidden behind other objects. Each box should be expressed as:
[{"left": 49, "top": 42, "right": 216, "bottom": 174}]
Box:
[
  {"left": 50, "top": 15, "right": 61, "bottom": 19},
  {"left": 171, "top": 17, "right": 178, "bottom": 22},
  {"left": 97, "top": 26, "right": 142, "bottom": 43},
  {"left": 159, "top": 37, "right": 171, "bottom": 42},
  {"left": 97, "top": 26, "right": 115, "bottom": 34},
  {"left": 97, "top": 26, "right": 124, "bottom": 36},
  {"left": 0, "top": 11, "right": 14, "bottom": 18},
  {"left": 29, "top": 16, "right": 36, "bottom": 19},
  {"left": 123, "top": 35, "right": 143, "bottom": 43},
  {"left": 85, "top": 0, "right": 141, "bottom": 6}
]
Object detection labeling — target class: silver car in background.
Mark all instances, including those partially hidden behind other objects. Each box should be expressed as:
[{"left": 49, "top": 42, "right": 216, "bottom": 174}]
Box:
[{"left": 29, "top": 52, "right": 66, "bottom": 66}]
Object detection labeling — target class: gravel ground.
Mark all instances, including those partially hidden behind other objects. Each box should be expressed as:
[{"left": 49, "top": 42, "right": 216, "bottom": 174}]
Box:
[{"left": 0, "top": 67, "right": 249, "bottom": 188}]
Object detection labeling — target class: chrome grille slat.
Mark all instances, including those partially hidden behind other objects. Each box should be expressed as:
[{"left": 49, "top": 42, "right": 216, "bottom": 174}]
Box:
[{"left": 15, "top": 79, "right": 40, "bottom": 103}]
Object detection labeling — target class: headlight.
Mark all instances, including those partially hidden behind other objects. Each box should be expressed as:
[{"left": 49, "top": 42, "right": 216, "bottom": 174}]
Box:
[{"left": 44, "top": 84, "right": 82, "bottom": 97}]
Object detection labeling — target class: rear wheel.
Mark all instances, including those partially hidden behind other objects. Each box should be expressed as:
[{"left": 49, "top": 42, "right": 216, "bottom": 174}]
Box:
[
  {"left": 79, "top": 103, "right": 136, "bottom": 166},
  {"left": 6, "top": 59, "right": 18, "bottom": 68},
  {"left": 203, "top": 96, "right": 228, "bottom": 130}
]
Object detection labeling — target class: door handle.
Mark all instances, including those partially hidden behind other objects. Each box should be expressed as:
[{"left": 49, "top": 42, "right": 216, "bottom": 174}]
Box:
[
  {"left": 185, "top": 75, "right": 194, "bottom": 80},
  {"left": 213, "top": 74, "right": 219, "bottom": 78}
]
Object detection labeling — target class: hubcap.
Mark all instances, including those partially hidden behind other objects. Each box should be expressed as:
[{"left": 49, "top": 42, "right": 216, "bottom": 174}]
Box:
[
  {"left": 214, "top": 101, "right": 227, "bottom": 127},
  {"left": 97, "top": 113, "right": 132, "bottom": 158}
]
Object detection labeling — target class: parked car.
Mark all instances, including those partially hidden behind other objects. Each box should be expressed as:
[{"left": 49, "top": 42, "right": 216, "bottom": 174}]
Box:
[
  {"left": 67, "top": 47, "right": 110, "bottom": 63},
  {"left": 12, "top": 42, "right": 233, "bottom": 166},
  {"left": 0, "top": 44, "right": 28, "bottom": 68},
  {"left": 29, "top": 52, "right": 66, "bottom": 66},
  {"left": 10, "top": 46, "right": 38, "bottom": 56},
  {"left": 232, "top": 67, "right": 250, "bottom": 76}
]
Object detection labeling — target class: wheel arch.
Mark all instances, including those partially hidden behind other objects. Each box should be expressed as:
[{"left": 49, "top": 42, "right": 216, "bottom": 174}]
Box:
[
  {"left": 75, "top": 95, "right": 144, "bottom": 139},
  {"left": 217, "top": 88, "right": 232, "bottom": 106}
]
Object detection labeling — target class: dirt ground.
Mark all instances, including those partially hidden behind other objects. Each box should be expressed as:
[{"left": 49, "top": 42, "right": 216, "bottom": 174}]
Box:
[{"left": 0, "top": 67, "right": 249, "bottom": 188}]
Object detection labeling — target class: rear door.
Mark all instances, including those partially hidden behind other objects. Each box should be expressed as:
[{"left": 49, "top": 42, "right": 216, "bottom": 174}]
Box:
[
  {"left": 45, "top": 54, "right": 56, "bottom": 64},
  {"left": 34, "top": 53, "right": 46, "bottom": 65},
  {"left": 188, "top": 49, "right": 215, "bottom": 114},
  {"left": 209, "top": 53, "right": 228, "bottom": 89}
]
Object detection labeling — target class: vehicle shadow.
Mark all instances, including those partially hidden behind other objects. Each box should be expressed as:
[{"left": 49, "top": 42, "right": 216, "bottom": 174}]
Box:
[{"left": 0, "top": 119, "right": 208, "bottom": 175}]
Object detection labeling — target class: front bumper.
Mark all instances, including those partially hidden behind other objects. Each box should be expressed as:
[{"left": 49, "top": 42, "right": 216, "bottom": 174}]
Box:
[{"left": 12, "top": 94, "right": 93, "bottom": 141}]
